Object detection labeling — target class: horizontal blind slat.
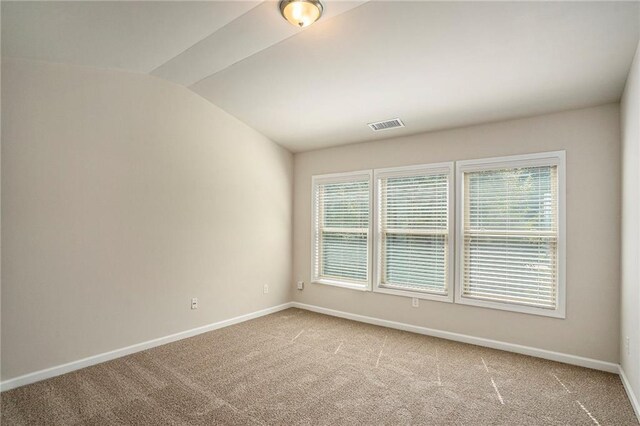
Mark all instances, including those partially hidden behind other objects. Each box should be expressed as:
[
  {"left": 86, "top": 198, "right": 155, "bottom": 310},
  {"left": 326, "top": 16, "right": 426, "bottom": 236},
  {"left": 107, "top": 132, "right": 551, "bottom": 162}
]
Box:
[
  {"left": 379, "top": 172, "right": 450, "bottom": 294},
  {"left": 462, "top": 165, "right": 559, "bottom": 308},
  {"left": 315, "top": 178, "right": 370, "bottom": 284}
]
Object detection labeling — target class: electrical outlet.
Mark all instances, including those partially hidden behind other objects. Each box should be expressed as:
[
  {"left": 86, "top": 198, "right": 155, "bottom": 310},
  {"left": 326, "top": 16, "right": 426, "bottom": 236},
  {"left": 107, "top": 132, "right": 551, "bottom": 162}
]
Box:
[
  {"left": 263, "top": 284, "right": 269, "bottom": 294},
  {"left": 191, "top": 298, "right": 198, "bottom": 310},
  {"left": 412, "top": 298, "right": 419, "bottom": 308},
  {"left": 626, "top": 336, "right": 630, "bottom": 355},
  {"left": 297, "top": 281, "right": 304, "bottom": 290}
]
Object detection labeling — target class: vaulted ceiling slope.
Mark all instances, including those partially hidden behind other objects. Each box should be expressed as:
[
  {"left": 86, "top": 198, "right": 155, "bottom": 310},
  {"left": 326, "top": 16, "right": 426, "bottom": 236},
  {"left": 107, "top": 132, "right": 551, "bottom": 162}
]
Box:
[{"left": 2, "top": 1, "right": 639, "bottom": 152}]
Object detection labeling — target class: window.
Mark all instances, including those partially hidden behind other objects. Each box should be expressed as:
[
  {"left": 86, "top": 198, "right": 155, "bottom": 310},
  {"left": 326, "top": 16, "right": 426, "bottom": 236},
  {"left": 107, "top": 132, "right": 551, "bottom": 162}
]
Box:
[
  {"left": 374, "top": 163, "right": 454, "bottom": 301},
  {"left": 310, "top": 151, "right": 566, "bottom": 318},
  {"left": 312, "top": 171, "right": 372, "bottom": 290},
  {"left": 455, "top": 152, "right": 566, "bottom": 317}
]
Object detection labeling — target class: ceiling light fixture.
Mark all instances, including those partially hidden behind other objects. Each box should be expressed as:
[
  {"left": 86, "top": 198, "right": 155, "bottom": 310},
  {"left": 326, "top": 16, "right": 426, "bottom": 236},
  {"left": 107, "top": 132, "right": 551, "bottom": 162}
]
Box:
[{"left": 279, "top": 0, "right": 323, "bottom": 28}]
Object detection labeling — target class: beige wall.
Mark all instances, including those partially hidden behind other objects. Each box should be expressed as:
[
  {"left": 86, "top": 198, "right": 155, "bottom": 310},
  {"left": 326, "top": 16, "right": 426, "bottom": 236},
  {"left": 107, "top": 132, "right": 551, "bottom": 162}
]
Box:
[
  {"left": 1, "top": 58, "right": 293, "bottom": 381},
  {"left": 293, "top": 104, "right": 621, "bottom": 363},
  {"left": 621, "top": 41, "right": 640, "bottom": 401},
  {"left": 0, "top": 56, "right": 627, "bottom": 383}
]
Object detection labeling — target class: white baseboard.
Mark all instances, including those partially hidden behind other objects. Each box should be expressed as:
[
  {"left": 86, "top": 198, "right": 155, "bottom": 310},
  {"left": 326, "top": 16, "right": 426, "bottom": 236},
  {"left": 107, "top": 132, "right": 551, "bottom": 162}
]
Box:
[
  {"left": 619, "top": 366, "right": 640, "bottom": 422},
  {"left": 0, "top": 302, "right": 293, "bottom": 392},
  {"left": 291, "top": 302, "right": 619, "bottom": 374},
  {"left": 2, "top": 299, "right": 628, "bottom": 408}
]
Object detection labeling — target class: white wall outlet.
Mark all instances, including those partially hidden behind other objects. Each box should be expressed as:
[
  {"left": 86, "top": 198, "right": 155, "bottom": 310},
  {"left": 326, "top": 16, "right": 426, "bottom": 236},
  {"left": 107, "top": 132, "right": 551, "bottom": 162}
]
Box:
[
  {"left": 412, "top": 298, "right": 419, "bottom": 308},
  {"left": 625, "top": 336, "right": 630, "bottom": 355},
  {"left": 263, "top": 284, "right": 269, "bottom": 294},
  {"left": 191, "top": 298, "right": 198, "bottom": 310},
  {"left": 297, "top": 281, "right": 304, "bottom": 290}
]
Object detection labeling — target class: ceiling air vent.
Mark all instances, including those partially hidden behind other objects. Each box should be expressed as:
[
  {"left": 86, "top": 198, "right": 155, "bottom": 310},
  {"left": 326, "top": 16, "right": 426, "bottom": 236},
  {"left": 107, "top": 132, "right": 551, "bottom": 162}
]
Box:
[{"left": 368, "top": 118, "right": 405, "bottom": 132}]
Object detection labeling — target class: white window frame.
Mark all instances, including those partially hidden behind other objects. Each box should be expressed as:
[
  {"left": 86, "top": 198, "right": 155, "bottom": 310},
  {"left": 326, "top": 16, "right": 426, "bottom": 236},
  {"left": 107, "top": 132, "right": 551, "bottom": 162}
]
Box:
[
  {"left": 311, "top": 170, "right": 373, "bottom": 291},
  {"left": 373, "top": 163, "right": 454, "bottom": 302},
  {"left": 455, "top": 151, "right": 566, "bottom": 318}
]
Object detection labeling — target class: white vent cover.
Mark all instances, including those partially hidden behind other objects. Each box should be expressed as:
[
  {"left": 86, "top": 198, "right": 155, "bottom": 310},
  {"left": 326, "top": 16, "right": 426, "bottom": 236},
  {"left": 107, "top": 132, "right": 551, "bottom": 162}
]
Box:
[{"left": 368, "top": 118, "right": 405, "bottom": 131}]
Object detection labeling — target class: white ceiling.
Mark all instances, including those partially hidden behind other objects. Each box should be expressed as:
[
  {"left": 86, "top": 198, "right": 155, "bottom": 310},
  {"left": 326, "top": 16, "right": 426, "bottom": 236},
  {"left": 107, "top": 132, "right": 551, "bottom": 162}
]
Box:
[
  {"left": 3, "top": 1, "right": 639, "bottom": 152},
  {"left": 1, "top": 1, "right": 260, "bottom": 73},
  {"left": 151, "top": 1, "right": 367, "bottom": 87}
]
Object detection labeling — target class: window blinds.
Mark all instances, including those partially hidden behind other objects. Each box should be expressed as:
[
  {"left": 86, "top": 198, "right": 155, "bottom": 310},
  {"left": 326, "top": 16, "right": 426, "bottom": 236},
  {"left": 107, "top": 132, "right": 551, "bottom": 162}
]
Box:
[
  {"left": 313, "top": 175, "right": 370, "bottom": 286},
  {"left": 377, "top": 168, "right": 451, "bottom": 295},
  {"left": 462, "top": 165, "right": 559, "bottom": 309}
]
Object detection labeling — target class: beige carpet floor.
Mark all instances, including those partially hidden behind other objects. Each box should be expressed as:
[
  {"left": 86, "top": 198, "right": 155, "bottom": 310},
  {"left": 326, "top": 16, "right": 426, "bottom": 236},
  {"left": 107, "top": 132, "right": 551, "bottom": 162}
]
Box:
[{"left": 1, "top": 308, "right": 638, "bottom": 425}]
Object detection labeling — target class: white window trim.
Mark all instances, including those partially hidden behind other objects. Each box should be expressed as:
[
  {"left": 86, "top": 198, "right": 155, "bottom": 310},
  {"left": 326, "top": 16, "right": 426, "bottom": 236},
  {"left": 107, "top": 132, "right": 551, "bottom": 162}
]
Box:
[
  {"left": 454, "top": 151, "right": 566, "bottom": 318},
  {"left": 373, "top": 162, "right": 454, "bottom": 303},
  {"left": 311, "top": 170, "right": 373, "bottom": 291}
]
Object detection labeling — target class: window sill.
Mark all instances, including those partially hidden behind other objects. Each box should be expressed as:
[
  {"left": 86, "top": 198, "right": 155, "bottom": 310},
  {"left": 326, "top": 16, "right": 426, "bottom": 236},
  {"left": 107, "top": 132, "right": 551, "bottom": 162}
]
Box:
[
  {"left": 455, "top": 295, "right": 566, "bottom": 318},
  {"left": 374, "top": 285, "right": 453, "bottom": 303},
  {"left": 312, "top": 278, "right": 369, "bottom": 291}
]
